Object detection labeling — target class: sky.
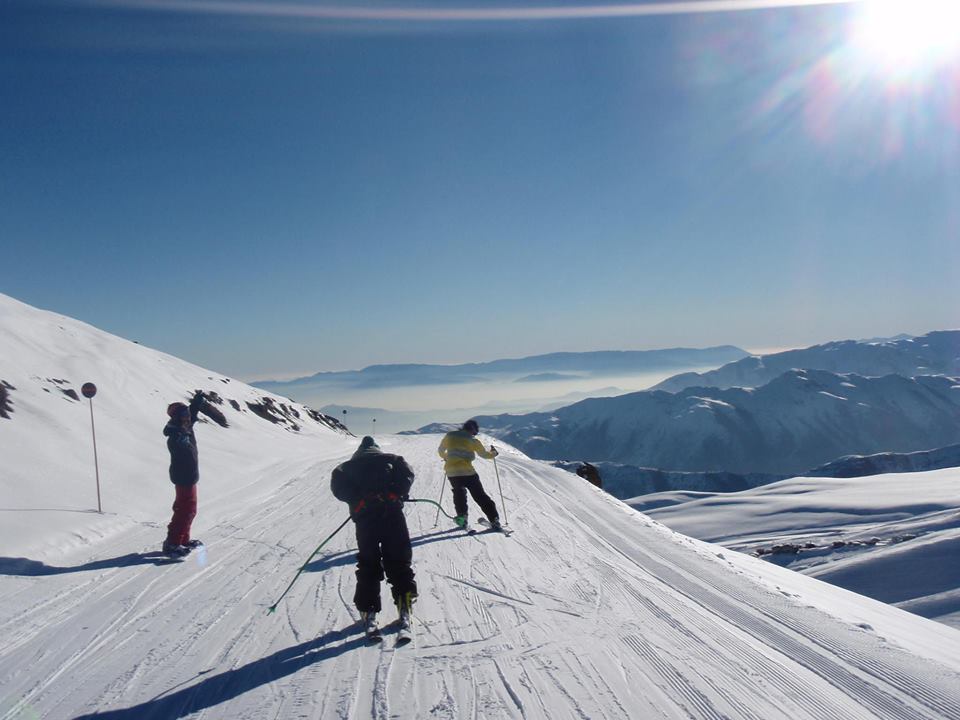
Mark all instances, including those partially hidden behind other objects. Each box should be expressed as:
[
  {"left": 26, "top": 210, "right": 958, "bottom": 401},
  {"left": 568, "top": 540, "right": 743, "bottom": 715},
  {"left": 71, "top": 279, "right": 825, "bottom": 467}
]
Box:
[{"left": 2, "top": 0, "right": 959, "bottom": 381}]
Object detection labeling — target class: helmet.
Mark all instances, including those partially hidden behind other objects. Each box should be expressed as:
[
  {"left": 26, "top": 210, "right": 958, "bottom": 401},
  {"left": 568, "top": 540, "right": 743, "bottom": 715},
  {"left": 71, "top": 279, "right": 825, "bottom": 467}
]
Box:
[
  {"left": 463, "top": 419, "right": 479, "bottom": 434},
  {"left": 167, "top": 402, "right": 189, "bottom": 418}
]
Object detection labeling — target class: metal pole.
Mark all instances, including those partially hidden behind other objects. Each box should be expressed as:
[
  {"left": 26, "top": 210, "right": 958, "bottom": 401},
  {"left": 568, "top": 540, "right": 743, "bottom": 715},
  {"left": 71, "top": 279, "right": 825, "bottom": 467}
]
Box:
[
  {"left": 492, "top": 449, "right": 506, "bottom": 525},
  {"left": 88, "top": 398, "right": 102, "bottom": 513}
]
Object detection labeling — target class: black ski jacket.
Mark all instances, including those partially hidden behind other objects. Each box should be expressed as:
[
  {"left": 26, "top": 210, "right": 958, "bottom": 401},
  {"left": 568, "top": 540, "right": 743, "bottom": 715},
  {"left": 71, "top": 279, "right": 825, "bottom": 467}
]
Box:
[
  {"left": 164, "top": 393, "right": 204, "bottom": 486},
  {"left": 330, "top": 447, "right": 414, "bottom": 520}
]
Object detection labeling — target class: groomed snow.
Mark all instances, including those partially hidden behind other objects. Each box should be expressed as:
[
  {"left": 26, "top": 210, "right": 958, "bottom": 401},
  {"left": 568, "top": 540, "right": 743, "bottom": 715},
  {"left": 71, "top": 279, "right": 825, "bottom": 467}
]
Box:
[
  {"left": 633, "top": 470, "right": 960, "bottom": 630},
  {"left": 2, "top": 437, "right": 960, "bottom": 719}
]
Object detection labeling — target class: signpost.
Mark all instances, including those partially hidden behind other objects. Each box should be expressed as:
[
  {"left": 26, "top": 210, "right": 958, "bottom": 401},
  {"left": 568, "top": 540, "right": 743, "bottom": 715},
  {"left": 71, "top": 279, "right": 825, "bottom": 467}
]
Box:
[{"left": 81, "top": 383, "right": 102, "bottom": 513}]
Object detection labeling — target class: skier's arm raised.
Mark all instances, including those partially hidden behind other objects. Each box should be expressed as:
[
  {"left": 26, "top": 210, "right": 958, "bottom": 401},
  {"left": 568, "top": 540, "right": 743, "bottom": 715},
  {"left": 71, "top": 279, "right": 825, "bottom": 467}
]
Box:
[{"left": 188, "top": 390, "right": 205, "bottom": 424}]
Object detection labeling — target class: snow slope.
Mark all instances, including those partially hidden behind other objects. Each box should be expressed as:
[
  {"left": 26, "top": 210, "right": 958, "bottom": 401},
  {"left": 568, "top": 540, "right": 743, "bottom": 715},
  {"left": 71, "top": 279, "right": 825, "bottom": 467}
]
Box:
[
  {"left": 0, "top": 292, "right": 349, "bottom": 560},
  {"left": 2, "top": 437, "right": 960, "bottom": 718},
  {"left": 3, "top": 294, "right": 960, "bottom": 719},
  {"left": 633, "top": 469, "right": 960, "bottom": 629}
]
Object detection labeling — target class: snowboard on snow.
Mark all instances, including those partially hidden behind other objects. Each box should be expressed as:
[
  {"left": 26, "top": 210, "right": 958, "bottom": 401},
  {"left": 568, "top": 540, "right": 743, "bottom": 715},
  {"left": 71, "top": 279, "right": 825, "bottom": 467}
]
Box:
[{"left": 161, "top": 540, "right": 205, "bottom": 562}]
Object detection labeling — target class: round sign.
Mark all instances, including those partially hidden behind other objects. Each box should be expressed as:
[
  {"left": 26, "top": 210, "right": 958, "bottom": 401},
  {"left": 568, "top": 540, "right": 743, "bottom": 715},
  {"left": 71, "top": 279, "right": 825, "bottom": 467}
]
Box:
[{"left": 81, "top": 383, "right": 97, "bottom": 399}]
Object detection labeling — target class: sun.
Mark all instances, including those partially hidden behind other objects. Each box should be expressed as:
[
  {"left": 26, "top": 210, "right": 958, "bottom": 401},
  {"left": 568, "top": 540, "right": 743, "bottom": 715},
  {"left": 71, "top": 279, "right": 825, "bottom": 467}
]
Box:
[{"left": 850, "top": 0, "right": 960, "bottom": 78}]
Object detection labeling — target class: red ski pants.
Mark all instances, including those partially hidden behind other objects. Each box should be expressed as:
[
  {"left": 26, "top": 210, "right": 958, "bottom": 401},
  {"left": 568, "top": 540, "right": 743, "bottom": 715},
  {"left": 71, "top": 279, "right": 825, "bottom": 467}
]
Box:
[{"left": 166, "top": 484, "right": 197, "bottom": 545}]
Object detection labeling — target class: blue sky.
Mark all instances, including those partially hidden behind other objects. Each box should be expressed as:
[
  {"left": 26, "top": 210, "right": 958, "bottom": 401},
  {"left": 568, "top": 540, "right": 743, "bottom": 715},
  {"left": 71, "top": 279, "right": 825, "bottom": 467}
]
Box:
[{"left": 2, "top": 0, "right": 958, "bottom": 380}]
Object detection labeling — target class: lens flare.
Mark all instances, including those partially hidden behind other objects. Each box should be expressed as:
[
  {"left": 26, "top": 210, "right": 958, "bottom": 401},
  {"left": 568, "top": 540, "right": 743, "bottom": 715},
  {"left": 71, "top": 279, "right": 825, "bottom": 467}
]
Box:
[{"left": 851, "top": 0, "right": 960, "bottom": 78}]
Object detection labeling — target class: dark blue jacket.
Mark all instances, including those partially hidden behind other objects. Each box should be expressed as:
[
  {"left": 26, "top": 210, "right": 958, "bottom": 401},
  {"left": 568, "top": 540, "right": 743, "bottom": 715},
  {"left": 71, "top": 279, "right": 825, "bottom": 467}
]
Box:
[
  {"left": 330, "top": 446, "right": 414, "bottom": 520},
  {"left": 164, "top": 394, "right": 204, "bottom": 485}
]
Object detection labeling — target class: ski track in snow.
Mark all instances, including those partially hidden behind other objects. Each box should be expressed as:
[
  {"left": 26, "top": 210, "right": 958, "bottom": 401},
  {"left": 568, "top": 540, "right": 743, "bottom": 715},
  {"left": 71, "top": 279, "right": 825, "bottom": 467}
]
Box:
[{"left": 1, "top": 437, "right": 959, "bottom": 719}]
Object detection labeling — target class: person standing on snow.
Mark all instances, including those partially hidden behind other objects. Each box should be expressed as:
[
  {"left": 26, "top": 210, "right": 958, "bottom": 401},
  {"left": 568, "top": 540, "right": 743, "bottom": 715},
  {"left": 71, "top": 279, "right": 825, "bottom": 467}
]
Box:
[
  {"left": 331, "top": 436, "right": 418, "bottom": 639},
  {"left": 438, "top": 419, "right": 501, "bottom": 530},
  {"left": 162, "top": 390, "right": 211, "bottom": 557}
]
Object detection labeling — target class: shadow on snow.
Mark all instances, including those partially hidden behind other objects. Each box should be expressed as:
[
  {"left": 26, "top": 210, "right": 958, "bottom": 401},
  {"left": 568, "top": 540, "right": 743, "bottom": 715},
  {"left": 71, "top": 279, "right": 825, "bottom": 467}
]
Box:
[
  {"left": 0, "top": 527, "right": 465, "bottom": 577},
  {"left": 71, "top": 625, "right": 365, "bottom": 719},
  {"left": 0, "top": 553, "right": 183, "bottom": 576}
]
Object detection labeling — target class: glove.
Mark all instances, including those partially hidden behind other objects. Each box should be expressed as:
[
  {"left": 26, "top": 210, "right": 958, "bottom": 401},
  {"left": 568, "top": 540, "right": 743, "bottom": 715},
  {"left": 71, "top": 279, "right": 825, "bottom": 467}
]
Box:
[{"left": 490, "top": 446, "right": 499, "bottom": 457}]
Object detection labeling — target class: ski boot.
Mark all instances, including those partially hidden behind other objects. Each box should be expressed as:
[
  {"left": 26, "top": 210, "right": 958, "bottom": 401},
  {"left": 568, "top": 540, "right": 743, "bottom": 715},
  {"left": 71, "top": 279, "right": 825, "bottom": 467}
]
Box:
[
  {"left": 361, "top": 610, "right": 382, "bottom": 643},
  {"left": 395, "top": 592, "right": 415, "bottom": 646},
  {"left": 161, "top": 540, "right": 189, "bottom": 559}
]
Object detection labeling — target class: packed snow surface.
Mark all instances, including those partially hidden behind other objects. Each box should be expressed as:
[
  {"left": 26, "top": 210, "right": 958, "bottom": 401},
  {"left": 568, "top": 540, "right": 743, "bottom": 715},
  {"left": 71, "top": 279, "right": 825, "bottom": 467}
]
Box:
[
  {"left": 2, "top": 436, "right": 960, "bottom": 718},
  {"left": 633, "top": 469, "right": 960, "bottom": 631}
]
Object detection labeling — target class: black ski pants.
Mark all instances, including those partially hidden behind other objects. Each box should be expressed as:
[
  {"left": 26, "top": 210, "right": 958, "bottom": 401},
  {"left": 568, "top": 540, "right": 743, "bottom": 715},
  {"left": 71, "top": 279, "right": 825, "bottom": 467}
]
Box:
[
  {"left": 448, "top": 473, "right": 499, "bottom": 524},
  {"left": 353, "top": 506, "right": 417, "bottom": 613}
]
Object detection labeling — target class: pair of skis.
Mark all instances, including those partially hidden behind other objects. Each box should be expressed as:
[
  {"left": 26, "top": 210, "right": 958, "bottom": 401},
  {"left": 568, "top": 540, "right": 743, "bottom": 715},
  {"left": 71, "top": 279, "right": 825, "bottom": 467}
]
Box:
[
  {"left": 466, "top": 517, "right": 514, "bottom": 537},
  {"left": 366, "top": 618, "right": 412, "bottom": 646}
]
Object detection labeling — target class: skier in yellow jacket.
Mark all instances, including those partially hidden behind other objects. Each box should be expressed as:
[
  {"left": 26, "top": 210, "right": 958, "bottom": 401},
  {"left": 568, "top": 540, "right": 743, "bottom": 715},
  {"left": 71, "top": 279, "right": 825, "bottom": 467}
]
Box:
[{"left": 438, "top": 419, "right": 501, "bottom": 530}]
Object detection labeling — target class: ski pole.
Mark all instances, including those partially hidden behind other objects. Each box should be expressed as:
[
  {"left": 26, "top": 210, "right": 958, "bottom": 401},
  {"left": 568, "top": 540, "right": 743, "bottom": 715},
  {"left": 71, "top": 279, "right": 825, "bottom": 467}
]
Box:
[
  {"left": 492, "top": 449, "right": 507, "bottom": 525},
  {"left": 433, "top": 472, "right": 446, "bottom": 526},
  {"left": 267, "top": 515, "right": 351, "bottom": 614}
]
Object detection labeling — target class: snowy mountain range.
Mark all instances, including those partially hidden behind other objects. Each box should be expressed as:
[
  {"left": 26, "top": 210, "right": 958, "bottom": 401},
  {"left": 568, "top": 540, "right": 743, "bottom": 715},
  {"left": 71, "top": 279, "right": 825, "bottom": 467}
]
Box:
[
  {"left": 3, "top": 292, "right": 960, "bottom": 718},
  {"left": 438, "top": 368, "right": 960, "bottom": 474},
  {"left": 652, "top": 331, "right": 958, "bottom": 393}
]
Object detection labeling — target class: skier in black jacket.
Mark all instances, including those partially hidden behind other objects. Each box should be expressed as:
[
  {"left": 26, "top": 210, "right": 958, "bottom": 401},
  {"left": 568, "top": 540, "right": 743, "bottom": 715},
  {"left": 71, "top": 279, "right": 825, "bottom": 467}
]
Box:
[
  {"left": 162, "top": 391, "right": 208, "bottom": 557},
  {"left": 331, "top": 436, "right": 417, "bottom": 638}
]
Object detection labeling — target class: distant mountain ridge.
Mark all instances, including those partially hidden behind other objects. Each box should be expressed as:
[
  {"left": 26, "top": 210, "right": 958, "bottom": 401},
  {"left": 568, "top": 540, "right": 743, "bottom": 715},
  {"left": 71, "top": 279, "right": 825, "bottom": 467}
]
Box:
[
  {"left": 550, "top": 460, "right": 786, "bottom": 500},
  {"left": 254, "top": 346, "right": 748, "bottom": 391},
  {"left": 806, "top": 444, "right": 960, "bottom": 478},
  {"left": 552, "top": 444, "right": 960, "bottom": 501},
  {"left": 652, "top": 330, "right": 960, "bottom": 393},
  {"left": 428, "top": 369, "right": 960, "bottom": 475}
]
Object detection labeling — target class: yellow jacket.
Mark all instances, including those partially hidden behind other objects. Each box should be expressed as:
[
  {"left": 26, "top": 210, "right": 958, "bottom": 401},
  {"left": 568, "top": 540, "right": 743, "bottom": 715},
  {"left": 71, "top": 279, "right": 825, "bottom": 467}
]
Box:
[{"left": 438, "top": 430, "right": 497, "bottom": 477}]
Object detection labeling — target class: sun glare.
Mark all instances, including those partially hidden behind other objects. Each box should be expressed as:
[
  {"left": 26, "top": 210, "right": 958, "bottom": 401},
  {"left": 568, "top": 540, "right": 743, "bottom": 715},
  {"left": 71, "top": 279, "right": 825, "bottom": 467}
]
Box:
[{"left": 851, "top": 0, "right": 960, "bottom": 78}]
